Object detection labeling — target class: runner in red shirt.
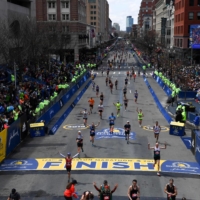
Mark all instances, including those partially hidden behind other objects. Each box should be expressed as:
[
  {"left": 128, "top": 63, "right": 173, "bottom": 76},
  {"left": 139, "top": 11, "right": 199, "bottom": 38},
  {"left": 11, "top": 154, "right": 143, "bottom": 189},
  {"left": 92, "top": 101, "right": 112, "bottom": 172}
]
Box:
[{"left": 59, "top": 152, "right": 79, "bottom": 182}]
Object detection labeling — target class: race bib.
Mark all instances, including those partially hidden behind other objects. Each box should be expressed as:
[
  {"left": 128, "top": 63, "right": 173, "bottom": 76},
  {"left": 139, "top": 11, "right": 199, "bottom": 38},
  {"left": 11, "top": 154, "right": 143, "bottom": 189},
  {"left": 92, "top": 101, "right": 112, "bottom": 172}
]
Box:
[
  {"left": 104, "top": 196, "right": 110, "bottom": 200},
  {"left": 132, "top": 194, "right": 137, "bottom": 197}
]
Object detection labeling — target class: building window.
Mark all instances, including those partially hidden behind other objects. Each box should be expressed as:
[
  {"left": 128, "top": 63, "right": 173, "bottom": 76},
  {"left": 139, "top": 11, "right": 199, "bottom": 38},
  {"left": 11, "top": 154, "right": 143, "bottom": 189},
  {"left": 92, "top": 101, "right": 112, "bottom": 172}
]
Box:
[
  {"left": 197, "top": 12, "right": 200, "bottom": 20},
  {"left": 62, "top": 26, "right": 69, "bottom": 32},
  {"left": 94, "top": 11, "right": 96, "bottom": 14},
  {"left": 62, "top": 2, "right": 69, "bottom": 8},
  {"left": 48, "top": 14, "right": 56, "bottom": 21},
  {"left": 94, "top": 16, "right": 96, "bottom": 20},
  {"left": 91, "top": 11, "right": 93, "bottom": 14},
  {"left": 91, "top": 22, "right": 93, "bottom": 25},
  {"left": 94, "top": 22, "right": 96, "bottom": 25},
  {"left": 90, "top": 5, "right": 93, "bottom": 9},
  {"left": 62, "top": 14, "right": 69, "bottom": 21},
  {"left": 189, "top": 0, "right": 194, "bottom": 6},
  {"left": 198, "top": 0, "right": 200, "bottom": 6},
  {"left": 94, "top": 5, "right": 96, "bottom": 9},
  {"left": 189, "top": 12, "right": 194, "bottom": 20},
  {"left": 180, "top": 39, "right": 182, "bottom": 47},
  {"left": 91, "top": 17, "right": 93, "bottom": 20},
  {"left": 48, "top": 2, "right": 55, "bottom": 8}
]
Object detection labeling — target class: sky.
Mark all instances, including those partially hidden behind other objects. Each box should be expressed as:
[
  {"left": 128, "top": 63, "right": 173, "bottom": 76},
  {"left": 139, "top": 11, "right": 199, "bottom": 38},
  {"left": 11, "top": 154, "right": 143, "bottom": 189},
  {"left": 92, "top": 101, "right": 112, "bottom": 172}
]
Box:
[{"left": 107, "top": 0, "right": 141, "bottom": 31}]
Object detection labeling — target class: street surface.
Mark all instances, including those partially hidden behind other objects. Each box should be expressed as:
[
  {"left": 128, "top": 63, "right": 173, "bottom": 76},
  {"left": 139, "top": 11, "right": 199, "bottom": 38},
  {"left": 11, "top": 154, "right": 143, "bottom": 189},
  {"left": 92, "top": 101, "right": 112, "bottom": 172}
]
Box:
[{"left": 0, "top": 51, "right": 199, "bottom": 200}]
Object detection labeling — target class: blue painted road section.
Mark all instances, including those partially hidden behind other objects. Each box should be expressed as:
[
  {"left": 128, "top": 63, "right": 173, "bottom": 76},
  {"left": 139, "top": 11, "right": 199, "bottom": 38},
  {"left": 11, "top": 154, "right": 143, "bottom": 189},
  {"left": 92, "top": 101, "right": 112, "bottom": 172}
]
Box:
[
  {"left": 181, "top": 137, "right": 191, "bottom": 149},
  {"left": 143, "top": 76, "right": 173, "bottom": 124},
  {"left": 95, "top": 128, "right": 136, "bottom": 140},
  {"left": 49, "top": 80, "right": 92, "bottom": 135}
]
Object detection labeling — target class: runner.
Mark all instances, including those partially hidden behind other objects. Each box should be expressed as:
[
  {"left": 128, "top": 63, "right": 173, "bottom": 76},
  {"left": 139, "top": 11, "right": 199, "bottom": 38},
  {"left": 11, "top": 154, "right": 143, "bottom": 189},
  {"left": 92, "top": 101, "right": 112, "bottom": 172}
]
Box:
[
  {"left": 127, "top": 71, "right": 129, "bottom": 77},
  {"left": 96, "top": 85, "right": 99, "bottom": 97},
  {"left": 133, "top": 73, "right": 136, "bottom": 82},
  {"left": 153, "top": 121, "right": 161, "bottom": 142},
  {"left": 108, "top": 113, "right": 116, "bottom": 134},
  {"left": 127, "top": 179, "right": 140, "bottom": 200},
  {"left": 134, "top": 90, "right": 138, "bottom": 103},
  {"left": 136, "top": 108, "right": 144, "bottom": 127},
  {"left": 123, "top": 86, "right": 127, "bottom": 98},
  {"left": 87, "top": 122, "right": 100, "bottom": 146},
  {"left": 105, "top": 77, "right": 108, "bottom": 86},
  {"left": 59, "top": 152, "right": 79, "bottom": 182},
  {"left": 101, "top": 67, "right": 104, "bottom": 76},
  {"left": 98, "top": 101, "right": 104, "bottom": 119},
  {"left": 164, "top": 179, "right": 177, "bottom": 200},
  {"left": 107, "top": 67, "right": 110, "bottom": 76},
  {"left": 124, "top": 121, "right": 131, "bottom": 144},
  {"left": 115, "top": 79, "right": 118, "bottom": 90},
  {"left": 124, "top": 97, "right": 129, "bottom": 111},
  {"left": 148, "top": 142, "right": 167, "bottom": 176},
  {"left": 92, "top": 81, "right": 95, "bottom": 91},
  {"left": 109, "top": 80, "right": 113, "bottom": 94},
  {"left": 93, "top": 181, "right": 118, "bottom": 200},
  {"left": 100, "top": 92, "right": 104, "bottom": 103},
  {"left": 64, "top": 180, "right": 78, "bottom": 199},
  {"left": 125, "top": 77, "right": 128, "bottom": 86},
  {"left": 88, "top": 97, "right": 95, "bottom": 113},
  {"left": 113, "top": 101, "right": 123, "bottom": 117},
  {"left": 129, "top": 71, "right": 132, "bottom": 80},
  {"left": 76, "top": 131, "right": 83, "bottom": 158},
  {"left": 80, "top": 108, "right": 90, "bottom": 126}
]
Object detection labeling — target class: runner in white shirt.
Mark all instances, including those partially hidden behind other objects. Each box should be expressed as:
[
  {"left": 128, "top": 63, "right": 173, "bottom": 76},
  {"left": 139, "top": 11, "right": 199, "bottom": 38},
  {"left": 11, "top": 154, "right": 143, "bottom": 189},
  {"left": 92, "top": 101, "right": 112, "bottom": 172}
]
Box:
[
  {"left": 80, "top": 109, "right": 90, "bottom": 126},
  {"left": 98, "top": 102, "right": 104, "bottom": 119},
  {"left": 153, "top": 121, "right": 161, "bottom": 142}
]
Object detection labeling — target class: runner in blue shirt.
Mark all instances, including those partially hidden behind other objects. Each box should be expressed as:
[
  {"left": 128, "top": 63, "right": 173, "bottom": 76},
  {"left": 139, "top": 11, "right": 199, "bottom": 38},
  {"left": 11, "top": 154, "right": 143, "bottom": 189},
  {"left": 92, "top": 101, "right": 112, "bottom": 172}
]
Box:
[{"left": 108, "top": 113, "right": 116, "bottom": 134}]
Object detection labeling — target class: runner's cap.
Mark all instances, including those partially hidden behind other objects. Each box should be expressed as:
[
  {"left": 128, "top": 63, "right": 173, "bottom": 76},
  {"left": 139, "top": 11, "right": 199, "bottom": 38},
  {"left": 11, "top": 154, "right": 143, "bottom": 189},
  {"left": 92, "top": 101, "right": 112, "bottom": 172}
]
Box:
[
  {"left": 67, "top": 153, "right": 71, "bottom": 156},
  {"left": 127, "top": 121, "right": 130, "bottom": 123},
  {"left": 78, "top": 131, "right": 81, "bottom": 133}
]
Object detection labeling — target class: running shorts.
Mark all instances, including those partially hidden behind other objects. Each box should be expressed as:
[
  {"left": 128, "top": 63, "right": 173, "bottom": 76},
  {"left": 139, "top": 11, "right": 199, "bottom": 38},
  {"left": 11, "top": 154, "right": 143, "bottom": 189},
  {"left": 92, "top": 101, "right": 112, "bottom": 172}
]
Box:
[
  {"left": 124, "top": 103, "right": 127, "bottom": 107},
  {"left": 125, "top": 130, "right": 130, "bottom": 135},
  {"left": 77, "top": 143, "right": 83, "bottom": 147},
  {"left": 90, "top": 132, "right": 95, "bottom": 137},
  {"left": 90, "top": 104, "right": 93, "bottom": 108},
  {"left": 66, "top": 167, "right": 71, "bottom": 172}
]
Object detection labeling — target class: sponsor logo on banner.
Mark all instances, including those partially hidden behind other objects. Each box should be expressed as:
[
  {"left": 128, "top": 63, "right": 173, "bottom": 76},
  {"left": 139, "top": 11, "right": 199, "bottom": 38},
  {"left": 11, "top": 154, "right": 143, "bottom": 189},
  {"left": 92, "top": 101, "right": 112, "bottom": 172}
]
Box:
[
  {"left": 95, "top": 128, "right": 136, "bottom": 140},
  {"left": 49, "top": 109, "right": 54, "bottom": 118},
  {"left": 59, "top": 100, "right": 63, "bottom": 108},
  {"left": 52, "top": 125, "right": 58, "bottom": 133},
  {"left": 66, "top": 94, "right": 69, "bottom": 100},
  {"left": 63, "top": 124, "right": 88, "bottom": 130},
  {"left": 9, "top": 130, "right": 19, "bottom": 147},
  {"left": 161, "top": 160, "right": 200, "bottom": 174},
  {"left": 22, "top": 123, "right": 26, "bottom": 132},
  {"left": 181, "top": 137, "right": 191, "bottom": 149},
  {"left": 0, "top": 159, "right": 38, "bottom": 171}
]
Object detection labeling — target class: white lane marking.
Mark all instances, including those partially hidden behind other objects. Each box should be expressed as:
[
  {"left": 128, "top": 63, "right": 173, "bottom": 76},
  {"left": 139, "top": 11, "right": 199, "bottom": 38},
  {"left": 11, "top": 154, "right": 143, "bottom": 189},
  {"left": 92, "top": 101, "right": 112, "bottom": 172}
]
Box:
[
  {"left": 129, "top": 82, "right": 130, "bottom": 84},
  {"left": 119, "top": 72, "right": 120, "bottom": 74},
  {"left": 113, "top": 72, "right": 116, "bottom": 74},
  {"left": 130, "top": 90, "right": 131, "bottom": 93}
]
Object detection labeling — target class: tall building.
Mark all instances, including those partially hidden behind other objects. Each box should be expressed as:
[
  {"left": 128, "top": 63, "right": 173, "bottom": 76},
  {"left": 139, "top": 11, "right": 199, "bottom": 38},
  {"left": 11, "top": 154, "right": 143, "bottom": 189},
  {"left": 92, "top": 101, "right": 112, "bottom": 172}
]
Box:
[
  {"left": 36, "top": 0, "right": 88, "bottom": 62},
  {"left": 113, "top": 23, "right": 120, "bottom": 32},
  {"left": 0, "top": 0, "right": 36, "bottom": 23},
  {"left": 174, "top": 0, "right": 200, "bottom": 61},
  {"left": 126, "top": 16, "right": 133, "bottom": 33},
  {"left": 137, "top": 0, "right": 153, "bottom": 37},
  {"left": 86, "top": 0, "right": 109, "bottom": 43}
]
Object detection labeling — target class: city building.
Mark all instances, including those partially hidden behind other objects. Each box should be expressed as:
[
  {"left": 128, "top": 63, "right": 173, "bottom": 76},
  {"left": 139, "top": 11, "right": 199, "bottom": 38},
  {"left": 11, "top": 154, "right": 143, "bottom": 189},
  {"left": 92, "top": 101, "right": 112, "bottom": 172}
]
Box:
[
  {"left": 0, "top": 0, "right": 36, "bottom": 24},
  {"left": 142, "top": 14, "right": 153, "bottom": 33},
  {"left": 137, "top": 0, "right": 153, "bottom": 37},
  {"left": 86, "top": 0, "right": 110, "bottom": 44},
  {"left": 174, "top": 0, "right": 200, "bottom": 62},
  {"left": 126, "top": 16, "right": 133, "bottom": 33},
  {"left": 113, "top": 23, "right": 120, "bottom": 32},
  {"left": 132, "top": 24, "right": 138, "bottom": 38},
  {"left": 36, "top": 0, "right": 93, "bottom": 62}
]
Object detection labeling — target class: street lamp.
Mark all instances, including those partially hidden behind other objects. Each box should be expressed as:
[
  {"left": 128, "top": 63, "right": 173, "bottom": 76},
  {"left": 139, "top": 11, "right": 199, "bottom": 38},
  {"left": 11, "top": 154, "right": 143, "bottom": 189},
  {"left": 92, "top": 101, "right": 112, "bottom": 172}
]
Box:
[{"left": 168, "top": 46, "right": 176, "bottom": 81}]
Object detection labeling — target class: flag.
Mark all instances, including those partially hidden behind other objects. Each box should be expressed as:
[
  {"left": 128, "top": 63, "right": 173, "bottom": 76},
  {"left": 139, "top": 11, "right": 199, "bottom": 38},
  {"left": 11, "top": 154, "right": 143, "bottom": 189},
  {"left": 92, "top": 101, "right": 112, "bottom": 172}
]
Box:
[{"left": 90, "top": 29, "right": 95, "bottom": 38}]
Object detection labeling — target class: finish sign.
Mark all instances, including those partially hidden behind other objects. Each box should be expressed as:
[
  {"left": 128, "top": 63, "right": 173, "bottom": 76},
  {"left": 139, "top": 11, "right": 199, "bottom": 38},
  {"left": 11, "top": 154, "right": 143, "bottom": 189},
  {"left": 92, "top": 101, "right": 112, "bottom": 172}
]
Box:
[
  {"left": 143, "top": 125, "right": 169, "bottom": 132},
  {"left": 63, "top": 124, "right": 89, "bottom": 130},
  {"left": 95, "top": 128, "right": 136, "bottom": 140}
]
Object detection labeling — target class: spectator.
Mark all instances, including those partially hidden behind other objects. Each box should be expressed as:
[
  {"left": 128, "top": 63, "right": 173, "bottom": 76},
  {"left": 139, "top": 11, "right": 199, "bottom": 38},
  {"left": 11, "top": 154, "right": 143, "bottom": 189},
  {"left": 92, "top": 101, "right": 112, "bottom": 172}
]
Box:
[{"left": 8, "top": 188, "right": 20, "bottom": 200}]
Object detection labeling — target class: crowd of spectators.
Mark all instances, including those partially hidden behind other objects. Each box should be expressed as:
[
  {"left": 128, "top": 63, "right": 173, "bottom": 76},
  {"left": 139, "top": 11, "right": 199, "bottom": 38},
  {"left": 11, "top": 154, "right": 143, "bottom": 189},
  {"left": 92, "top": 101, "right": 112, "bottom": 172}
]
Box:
[{"left": 0, "top": 60, "right": 96, "bottom": 132}]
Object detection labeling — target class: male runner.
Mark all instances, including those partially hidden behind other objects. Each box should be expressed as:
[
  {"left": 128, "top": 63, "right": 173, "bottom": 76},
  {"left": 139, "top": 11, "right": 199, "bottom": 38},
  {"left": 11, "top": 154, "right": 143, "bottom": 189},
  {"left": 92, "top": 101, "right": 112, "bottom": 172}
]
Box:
[
  {"left": 98, "top": 101, "right": 104, "bottom": 119},
  {"left": 76, "top": 131, "right": 83, "bottom": 157},
  {"left": 125, "top": 77, "right": 128, "bottom": 86},
  {"left": 148, "top": 142, "right": 167, "bottom": 176},
  {"left": 134, "top": 90, "right": 138, "bottom": 103},
  {"left": 124, "top": 121, "right": 131, "bottom": 144},
  {"left": 124, "top": 97, "right": 129, "bottom": 111},
  {"left": 115, "top": 79, "right": 118, "bottom": 90},
  {"left": 92, "top": 81, "right": 95, "bottom": 91},
  {"left": 123, "top": 86, "right": 127, "bottom": 98},
  {"left": 136, "top": 108, "right": 144, "bottom": 127},
  {"left": 87, "top": 122, "right": 100, "bottom": 146},
  {"left": 80, "top": 108, "right": 90, "bottom": 126},
  {"left": 100, "top": 92, "right": 104, "bottom": 103},
  {"left": 59, "top": 152, "right": 79, "bottom": 182},
  {"left": 96, "top": 85, "right": 99, "bottom": 97},
  {"left": 109, "top": 81, "right": 113, "bottom": 94},
  {"left": 127, "top": 179, "right": 140, "bottom": 200},
  {"left": 113, "top": 101, "right": 123, "bottom": 117},
  {"left": 105, "top": 77, "right": 108, "bottom": 86},
  {"left": 153, "top": 121, "right": 161, "bottom": 142},
  {"left": 88, "top": 97, "right": 95, "bottom": 113},
  {"left": 133, "top": 73, "right": 136, "bottom": 82},
  {"left": 164, "top": 179, "right": 177, "bottom": 200},
  {"left": 108, "top": 113, "right": 116, "bottom": 134}
]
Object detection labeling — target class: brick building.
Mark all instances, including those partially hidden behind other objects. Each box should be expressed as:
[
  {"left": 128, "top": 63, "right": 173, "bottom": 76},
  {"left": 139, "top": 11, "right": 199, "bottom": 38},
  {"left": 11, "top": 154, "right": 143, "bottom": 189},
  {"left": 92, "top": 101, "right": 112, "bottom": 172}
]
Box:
[
  {"left": 36, "top": 0, "right": 92, "bottom": 62},
  {"left": 137, "top": 0, "right": 153, "bottom": 37},
  {"left": 174, "top": 0, "right": 200, "bottom": 61}
]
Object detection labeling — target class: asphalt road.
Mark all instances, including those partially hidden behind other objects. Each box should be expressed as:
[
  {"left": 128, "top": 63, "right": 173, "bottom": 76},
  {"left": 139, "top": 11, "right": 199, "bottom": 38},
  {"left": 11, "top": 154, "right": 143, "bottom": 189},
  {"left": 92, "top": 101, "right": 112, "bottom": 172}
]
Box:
[{"left": 0, "top": 52, "right": 199, "bottom": 200}]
